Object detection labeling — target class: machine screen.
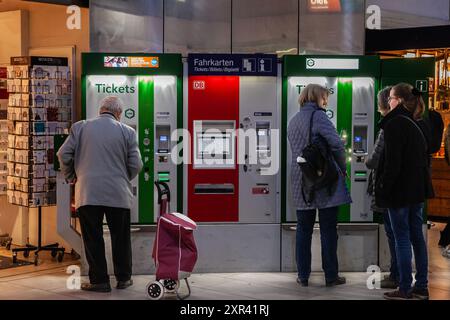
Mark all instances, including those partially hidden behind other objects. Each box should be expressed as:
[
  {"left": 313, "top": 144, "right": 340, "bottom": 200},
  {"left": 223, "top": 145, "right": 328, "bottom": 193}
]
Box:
[
  {"left": 198, "top": 133, "right": 231, "bottom": 157},
  {"left": 353, "top": 126, "right": 368, "bottom": 154},
  {"left": 156, "top": 125, "right": 170, "bottom": 154}
]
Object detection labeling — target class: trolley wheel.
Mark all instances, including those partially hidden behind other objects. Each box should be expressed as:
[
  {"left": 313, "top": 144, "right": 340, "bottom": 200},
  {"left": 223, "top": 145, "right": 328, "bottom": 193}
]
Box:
[
  {"left": 146, "top": 281, "right": 164, "bottom": 300},
  {"left": 70, "top": 249, "right": 81, "bottom": 260},
  {"left": 57, "top": 252, "right": 64, "bottom": 262},
  {"left": 34, "top": 254, "right": 39, "bottom": 266},
  {"left": 23, "top": 250, "right": 30, "bottom": 258},
  {"left": 163, "top": 279, "right": 180, "bottom": 293},
  {"left": 12, "top": 254, "right": 17, "bottom": 264},
  {"left": 51, "top": 250, "right": 57, "bottom": 258}
]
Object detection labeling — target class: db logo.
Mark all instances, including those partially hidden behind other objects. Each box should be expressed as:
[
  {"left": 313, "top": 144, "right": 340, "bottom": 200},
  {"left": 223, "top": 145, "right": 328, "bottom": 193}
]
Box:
[{"left": 193, "top": 81, "right": 205, "bottom": 90}]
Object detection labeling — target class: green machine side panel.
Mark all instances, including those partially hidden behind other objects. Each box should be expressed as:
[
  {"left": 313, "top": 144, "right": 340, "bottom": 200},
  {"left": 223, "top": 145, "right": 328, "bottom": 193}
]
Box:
[
  {"left": 177, "top": 77, "right": 183, "bottom": 214},
  {"left": 337, "top": 80, "right": 353, "bottom": 222},
  {"left": 138, "top": 78, "right": 154, "bottom": 224}
]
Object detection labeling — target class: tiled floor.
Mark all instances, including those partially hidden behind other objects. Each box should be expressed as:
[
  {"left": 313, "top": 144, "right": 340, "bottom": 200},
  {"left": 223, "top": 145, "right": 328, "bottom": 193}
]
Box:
[{"left": 0, "top": 223, "right": 448, "bottom": 300}]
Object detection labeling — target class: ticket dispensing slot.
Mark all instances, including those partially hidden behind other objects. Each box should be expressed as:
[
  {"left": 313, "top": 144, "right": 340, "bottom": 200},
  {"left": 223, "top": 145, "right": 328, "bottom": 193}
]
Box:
[
  {"left": 194, "top": 184, "right": 235, "bottom": 194},
  {"left": 157, "top": 172, "right": 170, "bottom": 182},
  {"left": 354, "top": 171, "right": 368, "bottom": 182}
]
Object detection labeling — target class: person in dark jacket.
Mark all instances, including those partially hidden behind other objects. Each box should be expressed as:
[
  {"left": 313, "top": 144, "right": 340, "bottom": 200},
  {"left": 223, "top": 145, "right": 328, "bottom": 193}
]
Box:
[
  {"left": 376, "top": 83, "right": 434, "bottom": 300},
  {"left": 288, "top": 84, "right": 351, "bottom": 288},
  {"left": 365, "top": 86, "right": 399, "bottom": 289}
]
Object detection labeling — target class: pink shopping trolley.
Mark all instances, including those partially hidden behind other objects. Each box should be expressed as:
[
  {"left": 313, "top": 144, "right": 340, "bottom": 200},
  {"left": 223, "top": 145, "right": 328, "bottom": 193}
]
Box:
[{"left": 146, "top": 181, "right": 198, "bottom": 300}]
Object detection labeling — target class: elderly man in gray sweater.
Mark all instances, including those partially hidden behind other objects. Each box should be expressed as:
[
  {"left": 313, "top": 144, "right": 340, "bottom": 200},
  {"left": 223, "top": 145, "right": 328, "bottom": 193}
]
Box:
[{"left": 57, "top": 96, "right": 143, "bottom": 292}]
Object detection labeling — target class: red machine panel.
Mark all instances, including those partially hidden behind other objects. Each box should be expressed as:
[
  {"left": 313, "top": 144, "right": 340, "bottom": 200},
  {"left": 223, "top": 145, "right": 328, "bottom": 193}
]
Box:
[{"left": 188, "top": 76, "right": 239, "bottom": 222}]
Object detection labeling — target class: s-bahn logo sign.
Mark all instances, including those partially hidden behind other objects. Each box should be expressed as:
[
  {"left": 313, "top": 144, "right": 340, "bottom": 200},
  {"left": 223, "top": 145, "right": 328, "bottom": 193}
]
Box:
[
  {"left": 306, "top": 59, "right": 316, "bottom": 68},
  {"left": 124, "top": 108, "right": 135, "bottom": 119},
  {"left": 306, "top": 58, "right": 360, "bottom": 70}
]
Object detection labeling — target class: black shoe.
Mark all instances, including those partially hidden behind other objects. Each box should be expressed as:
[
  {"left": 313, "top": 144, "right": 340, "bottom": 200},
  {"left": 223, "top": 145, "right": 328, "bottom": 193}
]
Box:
[
  {"left": 384, "top": 290, "right": 417, "bottom": 300},
  {"left": 412, "top": 287, "right": 429, "bottom": 300},
  {"left": 381, "top": 278, "right": 399, "bottom": 289},
  {"left": 326, "top": 276, "right": 346, "bottom": 287},
  {"left": 296, "top": 278, "right": 309, "bottom": 287},
  {"left": 116, "top": 279, "right": 133, "bottom": 290},
  {"left": 81, "top": 282, "right": 112, "bottom": 293}
]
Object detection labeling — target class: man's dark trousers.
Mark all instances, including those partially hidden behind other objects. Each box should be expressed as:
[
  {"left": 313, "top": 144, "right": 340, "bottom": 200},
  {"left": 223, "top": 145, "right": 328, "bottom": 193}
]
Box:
[{"left": 78, "top": 206, "right": 132, "bottom": 284}]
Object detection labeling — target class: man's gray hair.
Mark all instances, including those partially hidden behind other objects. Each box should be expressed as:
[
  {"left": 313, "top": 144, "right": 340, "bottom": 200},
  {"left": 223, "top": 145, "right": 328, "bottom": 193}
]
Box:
[{"left": 99, "top": 96, "right": 123, "bottom": 114}]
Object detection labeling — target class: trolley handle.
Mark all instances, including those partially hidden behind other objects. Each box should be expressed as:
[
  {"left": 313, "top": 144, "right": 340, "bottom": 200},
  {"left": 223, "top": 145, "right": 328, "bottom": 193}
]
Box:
[{"left": 154, "top": 181, "right": 171, "bottom": 205}]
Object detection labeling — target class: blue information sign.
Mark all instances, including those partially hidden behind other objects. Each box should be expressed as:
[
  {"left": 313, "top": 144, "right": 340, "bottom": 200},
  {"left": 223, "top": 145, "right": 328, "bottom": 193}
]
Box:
[{"left": 188, "top": 54, "right": 278, "bottom": 76}]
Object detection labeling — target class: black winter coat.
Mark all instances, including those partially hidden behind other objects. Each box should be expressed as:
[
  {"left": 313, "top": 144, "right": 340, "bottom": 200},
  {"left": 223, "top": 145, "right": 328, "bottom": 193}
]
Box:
[{"left": 375, "top": 105, "right": 434, "bottom": 209}]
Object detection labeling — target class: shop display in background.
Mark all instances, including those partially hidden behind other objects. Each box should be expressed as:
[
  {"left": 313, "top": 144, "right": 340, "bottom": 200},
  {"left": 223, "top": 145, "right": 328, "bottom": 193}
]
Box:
[
  {"left": 378, "top": 49, "right": 450, "bottom": 158},
  {"left": 0, "top": 67, "right": 8, "bottom": 195},
  {"left": 6, "top": 56, "right": 71, "bottom": 207}
]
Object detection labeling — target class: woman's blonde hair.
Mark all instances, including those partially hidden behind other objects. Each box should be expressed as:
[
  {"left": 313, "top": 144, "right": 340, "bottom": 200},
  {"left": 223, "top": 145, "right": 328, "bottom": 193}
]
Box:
[{"left": 298, "top": 84, "right": 329, "bottom": 107}]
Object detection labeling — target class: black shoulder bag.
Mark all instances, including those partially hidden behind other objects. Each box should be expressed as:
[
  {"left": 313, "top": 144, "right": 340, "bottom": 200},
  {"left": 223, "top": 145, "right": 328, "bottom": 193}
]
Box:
[{"left": 298, "top": 110, "right": 339, "bottom": 206}]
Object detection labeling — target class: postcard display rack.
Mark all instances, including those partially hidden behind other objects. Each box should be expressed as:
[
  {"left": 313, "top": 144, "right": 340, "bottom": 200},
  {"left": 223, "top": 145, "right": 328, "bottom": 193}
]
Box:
[
  {"left": 0, "top": 68, "right": 8, "bottom": 195},
  {"left": 6, "top": 56, "right": 71, "bottom": 208}
]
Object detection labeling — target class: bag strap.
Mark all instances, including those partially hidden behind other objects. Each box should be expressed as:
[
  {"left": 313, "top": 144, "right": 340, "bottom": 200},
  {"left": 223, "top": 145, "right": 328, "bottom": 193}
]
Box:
[{"left": 398, "top": 115, "right": 428, "bottom": 150}]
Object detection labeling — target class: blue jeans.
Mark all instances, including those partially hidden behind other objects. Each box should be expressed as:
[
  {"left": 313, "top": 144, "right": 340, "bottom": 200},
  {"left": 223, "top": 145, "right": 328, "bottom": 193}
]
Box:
[
  {"left": 382, "top": 212, "right": 399, "bottom": 282},
  {"left": 296, "top": 207, "right": 339, "bottom": 282},
  {"left": 388, "top": 204, "right": 428, "bottom": 293}
]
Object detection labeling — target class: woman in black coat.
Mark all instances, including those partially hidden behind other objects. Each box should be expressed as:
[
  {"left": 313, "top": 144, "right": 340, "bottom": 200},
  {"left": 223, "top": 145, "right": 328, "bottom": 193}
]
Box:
[{"left": 376, "top": 83, "right": 433, "bottom": 301}]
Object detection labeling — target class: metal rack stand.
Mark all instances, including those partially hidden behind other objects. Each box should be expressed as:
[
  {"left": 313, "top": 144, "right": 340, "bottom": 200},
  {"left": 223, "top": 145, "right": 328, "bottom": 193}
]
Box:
[{"left": 12, "top": 205, "right": 65, "bottom": 266}]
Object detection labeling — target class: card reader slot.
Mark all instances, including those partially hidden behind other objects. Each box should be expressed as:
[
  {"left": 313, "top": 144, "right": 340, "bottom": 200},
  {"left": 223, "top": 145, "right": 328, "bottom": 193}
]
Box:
[{"left": 194, "top": 184, "right": 235, "bottom": 195}]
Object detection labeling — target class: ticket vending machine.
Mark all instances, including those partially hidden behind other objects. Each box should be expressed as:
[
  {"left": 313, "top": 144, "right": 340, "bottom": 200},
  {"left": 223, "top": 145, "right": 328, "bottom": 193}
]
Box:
[
  {"left": 281, "top": 55, "right": 381, "bottom": 272},
  {"left": 81, "top": 53, "right": 183, "bottom": 224},
  {"left": 185, "top": 54, "right": 281, "bottom": 271}
]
